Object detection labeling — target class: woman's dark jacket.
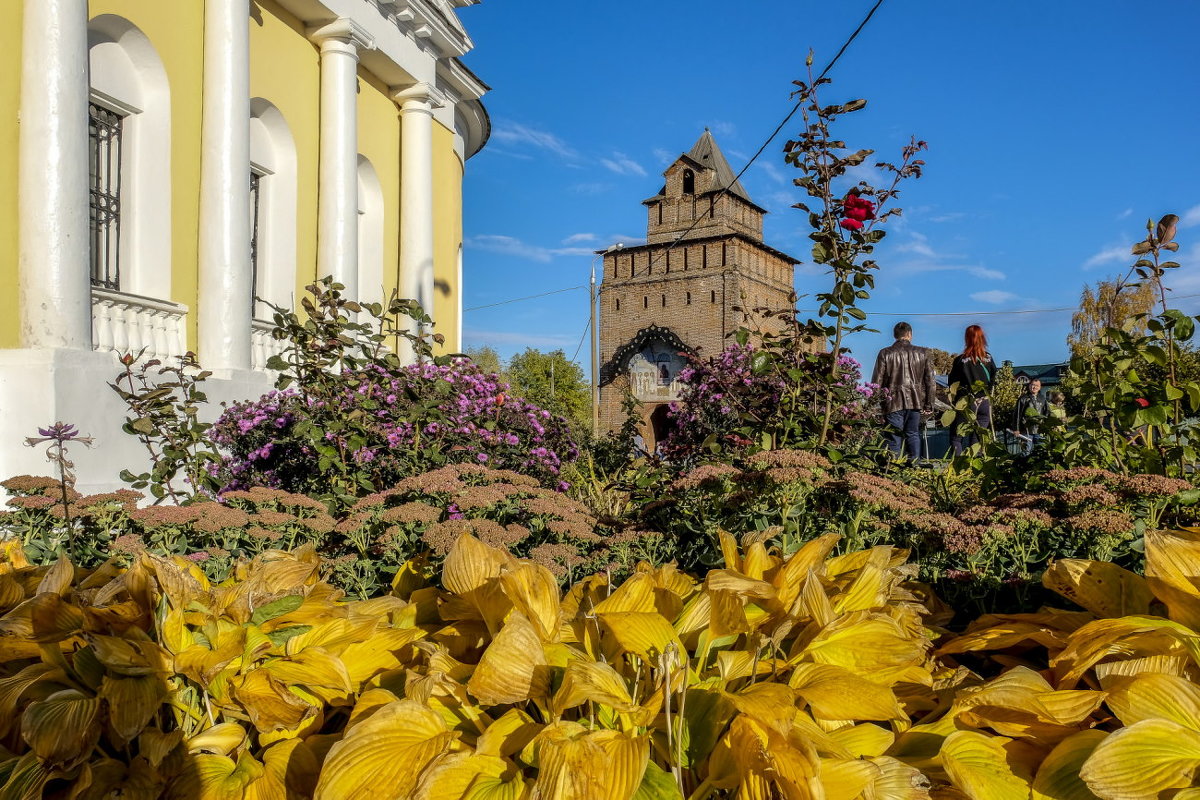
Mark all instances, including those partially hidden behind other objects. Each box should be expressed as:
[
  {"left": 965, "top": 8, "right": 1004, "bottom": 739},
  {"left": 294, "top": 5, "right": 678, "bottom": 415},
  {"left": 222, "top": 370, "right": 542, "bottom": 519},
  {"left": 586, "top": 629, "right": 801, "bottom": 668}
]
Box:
[{"left": 948, "top": 354, "right": 997, "bottom": 400}]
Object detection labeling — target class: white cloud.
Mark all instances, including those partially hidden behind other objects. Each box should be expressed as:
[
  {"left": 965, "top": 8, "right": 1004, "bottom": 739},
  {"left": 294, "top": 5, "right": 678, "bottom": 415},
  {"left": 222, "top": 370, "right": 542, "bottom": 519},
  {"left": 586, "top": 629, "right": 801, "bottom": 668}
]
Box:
[
  {"left": 970, "top": 290, "right": 1019, "bottom": 305},
  {"left": 891, "top": 234, "right": 1005, "bottom": 280},
  {"left": 757, "top": 160, "right": 788, "bottom": 186},
  {"left": 652, "top": 147, "right": 674, "bottom": 165},
  {"left": 1181, "top": 204, "right": 1200, "bottom": 228},
  {"left": 610, "top": 234, "right": 646, "bottom": 247},
  {"left": 600, "top": 152, "right": 647, "bottom": 176},
  {"left": 707, "top": 121, "right": 737, "bottom": 138},
  {"left": 490, "top": 121, "right": 577, "bottom": 160},
  {"left": 929, "top": 212, "right": 967, "bottom": 223},
  {"left": 1082, "top": 243, "right": 1129, "bottom": 270},
  {"left": 465, "top": 234, "right": 594, "bottom": 263},
  {"left": 570, "top": 182, "right": 612, "bottom": 195},
  {"left": 1117, "top": 208, "right": 1133, "bottom": 220},
  {"left": 562, "top": 233, "right": 597, "bottom": 245}
]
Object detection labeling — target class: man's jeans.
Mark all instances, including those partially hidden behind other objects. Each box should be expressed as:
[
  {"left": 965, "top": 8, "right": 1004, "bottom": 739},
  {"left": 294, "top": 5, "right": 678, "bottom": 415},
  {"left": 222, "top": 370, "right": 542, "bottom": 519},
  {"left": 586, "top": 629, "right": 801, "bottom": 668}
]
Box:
[{"left": 884, "top": 409, "right": 923, "bottom": 459}]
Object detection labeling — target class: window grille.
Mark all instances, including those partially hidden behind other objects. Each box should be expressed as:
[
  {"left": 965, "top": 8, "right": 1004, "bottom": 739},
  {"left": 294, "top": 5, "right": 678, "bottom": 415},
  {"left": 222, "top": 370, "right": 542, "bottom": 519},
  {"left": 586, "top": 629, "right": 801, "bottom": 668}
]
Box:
[
  {"left": 249, "top": 171, "right": 263, "bottom": 314},
  {"left": 88, "top": 103, "right": 124, "bottom": 290}
]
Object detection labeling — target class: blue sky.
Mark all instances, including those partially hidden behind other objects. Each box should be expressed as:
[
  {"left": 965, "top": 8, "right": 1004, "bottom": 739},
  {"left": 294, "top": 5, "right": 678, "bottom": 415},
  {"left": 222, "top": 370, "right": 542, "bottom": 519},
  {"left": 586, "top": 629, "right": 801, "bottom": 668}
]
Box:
[{"left": 457, "top": 1, "right": 1200, "bottom": 375}]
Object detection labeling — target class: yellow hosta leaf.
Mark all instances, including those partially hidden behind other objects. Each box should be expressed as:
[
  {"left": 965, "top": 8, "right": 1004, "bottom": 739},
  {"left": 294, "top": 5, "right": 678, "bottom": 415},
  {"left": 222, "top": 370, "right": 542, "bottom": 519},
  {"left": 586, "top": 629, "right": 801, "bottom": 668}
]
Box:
[
  {"left": 534, "top": 722, "right": 649, "bottom": 800},
  {"left": 168, "top": 751, "right": 265, "bottom": 800},
  {"left": 1093, "top": 653, "right": 1191, "bottom": 683},
  {"left": 283, "top": 617, "right": 380, "bottom": 658},
  {"left": 246, "top": 738, "right": 321, "bottom": 800},
  {"left": 819, "top": 757, "right": 880, "bottom": 800},
  {"left": 1080, "top": 717, "right": 1200, "bottom": 798},
  {"left": 828, "top": 723, "right": 894, "bottom": 758},
  {"left": 940, "top": 731, "right": 1033, "bottom": 799},
  {"left": 1105, "top": 672, "right": 1200, "bottom": 729},
  {"left": 773, "top": 533, "right": 840, "bottom": 610},
  {"left": 722, "top": 715, "right": 821, "bottom": 799},
  {"left": 790, "top": 663, "right": 904, "bottom": 722},
  {"left": 595, "top": 573, "right": 657, "bottom": 614},
  {"left": 344, "top": 687, "right": 400, "bottom": 733},
  {"left": 707, "top": 590, "right": 750, "bottom": 638},
  {"left": 141, "top": 727, "right": 184, "bottom": 767},
  {"left": 742, "top": 542, "right": 775, "bottom": 581},
  {"left": 726, "top": 683, "right": 796, "bottom": 735},
  {"left": 36, "top": 556, "right": 74, "bottom": 596},
  {"left": 704, "top": 570, "right": 776, "bottom": 602},
  {"left": 443, "top": 533, "right": 513, "bottom": 595},
  {"left": 187, "top": 723, "right": 248, "bottom": 756},
  {"left": 468, "top": 612, "right": 549, "bottom": 706},
  {"left": 314, "top": 699, "right": 457, "bottom": 800},
  {"left": 1031, "top": 729, "right": 1106, "bottom": 800},
  {"left": 1145, "top": 528, "right": 1200, "bottom": 629},
  {"left": 100, "top": 674, "right": 167, "bottom": 746},
  {"left": 937, "top": 621, "right": 1069, "bottom": 656},
  {"left": 229, "top": 670, "right": 316, "bottom": 733},
  {"left": 477, "top": 708, "right": 542, "bottom": 759},
  {"left": 21, "top": 689, "right": 102, "bottom": 769},
  {"left": 500, "top": 563, "right": 562, "bottom": 642},
  {"left": 262, "top": 647, "right": 353, "bottom": 704},
  {"left": 1053, "top": 616, "right": 1200, "bottom": 687},
  {"left": 867, "top": 756, "right": 932, "bottom": 799},
  {"left": 833, "top": 563, "right": 888, "bottom": 615},
  {"left": 803, "top": 613, "right": 923, "bottom": 676},
  {"left": 717, "top": 530, "right": 741, "bottom": 571},
  {"left": 598, "top": 611, "right": 682, "bottom": 660},
  {"left": 0, "top": 752, "right": 52, "bottom": 800},
  {"left": 338, "top": 626, "right": 426, "bottom": 687},
  {"left": 414, "top": 752, "right": 527, "bottom": 800},
  {"left": 86, "top": 633, "right": 170, "bottom": 676},
  {"left": 1042, "top": 560, "right": 1153, "bottom": 619},
  {"left": 553, "top": 658, "right": 637, "bottom": 715}
]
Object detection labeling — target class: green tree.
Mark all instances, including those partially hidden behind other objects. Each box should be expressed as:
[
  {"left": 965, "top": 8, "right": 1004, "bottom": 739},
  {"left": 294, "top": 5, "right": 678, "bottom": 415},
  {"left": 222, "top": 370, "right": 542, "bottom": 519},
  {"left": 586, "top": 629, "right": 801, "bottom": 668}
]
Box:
[
  {"left": 465, "top": 346, "right": 503, "bottom": 375},
  {"left": 927, "top": 347, "right": 955, "bottom": 376},
  {"left": 991, "top": 362, "right": 1021, "bottom": 432},
  {"left": 506, "top": 349, "right": 591, "bottom": 434},
  {"left": 1067, "top": 276, "right": 1157, "bottom": 358}
]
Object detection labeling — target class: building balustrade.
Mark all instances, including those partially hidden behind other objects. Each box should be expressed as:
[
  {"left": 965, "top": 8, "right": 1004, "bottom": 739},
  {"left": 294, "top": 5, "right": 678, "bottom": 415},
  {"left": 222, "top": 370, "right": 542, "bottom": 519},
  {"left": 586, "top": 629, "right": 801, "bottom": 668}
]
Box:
[
  {"left": 91, "top": 287, "right": 188, "bottom": 361},
  {"left": 251, "top": 318, "right": 288, "bottom": 372}
]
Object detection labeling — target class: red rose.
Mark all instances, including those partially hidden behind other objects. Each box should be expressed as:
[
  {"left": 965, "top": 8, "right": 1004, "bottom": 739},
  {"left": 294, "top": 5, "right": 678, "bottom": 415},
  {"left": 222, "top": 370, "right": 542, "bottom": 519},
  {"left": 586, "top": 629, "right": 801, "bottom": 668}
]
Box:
[
  {"left": 1135, "top": 397, "right": 1150, "bottom": 408},
  {"left": 839, "top": 218, "right": 864, "bottom": 231},
  {"left": 844, "top": 206, "right": 872, "bottom": 222}
]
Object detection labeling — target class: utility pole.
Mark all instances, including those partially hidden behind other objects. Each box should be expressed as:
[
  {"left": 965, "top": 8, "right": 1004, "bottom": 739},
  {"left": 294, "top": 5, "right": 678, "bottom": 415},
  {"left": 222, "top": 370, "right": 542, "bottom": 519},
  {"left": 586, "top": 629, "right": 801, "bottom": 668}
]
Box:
[{"left": 590, "top": 257, "right": 598, "bottom": 434}]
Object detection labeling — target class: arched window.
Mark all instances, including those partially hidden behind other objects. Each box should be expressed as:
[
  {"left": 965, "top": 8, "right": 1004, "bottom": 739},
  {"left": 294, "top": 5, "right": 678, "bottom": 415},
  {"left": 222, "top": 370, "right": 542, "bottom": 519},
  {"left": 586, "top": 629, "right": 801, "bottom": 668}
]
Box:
[
  {"left": 682, "top": 169, "right": 695, "bottom": 194},
  {"left": 88, "top": 15, "right": 170, "bottom": 298},
  {"left": 356, "top": 156, "right": 385, "bottom": 306},
  {"left": 249, "top": 99, "right": 298, "bottom": 318}
]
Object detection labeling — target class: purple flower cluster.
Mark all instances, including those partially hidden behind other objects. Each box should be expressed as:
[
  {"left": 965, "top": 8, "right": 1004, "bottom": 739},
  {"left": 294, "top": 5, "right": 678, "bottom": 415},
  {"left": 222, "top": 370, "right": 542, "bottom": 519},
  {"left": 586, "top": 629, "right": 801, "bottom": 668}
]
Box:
[{"left": 210, "top": 360, "right": 578, "bottom": 494}]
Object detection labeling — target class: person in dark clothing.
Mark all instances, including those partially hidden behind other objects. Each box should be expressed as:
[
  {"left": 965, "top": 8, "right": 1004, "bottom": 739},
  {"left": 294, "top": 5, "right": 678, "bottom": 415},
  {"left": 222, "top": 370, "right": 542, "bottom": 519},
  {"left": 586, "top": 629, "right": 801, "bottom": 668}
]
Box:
[
  {"left": 947, "top": 324, "right": 997, "bottom": 455},
  {"left": 1013, "top": 378, "right": 1049, "bottom": 454},
  {"left": 871, "top": 321, "right": 937, "bottom": 460}
]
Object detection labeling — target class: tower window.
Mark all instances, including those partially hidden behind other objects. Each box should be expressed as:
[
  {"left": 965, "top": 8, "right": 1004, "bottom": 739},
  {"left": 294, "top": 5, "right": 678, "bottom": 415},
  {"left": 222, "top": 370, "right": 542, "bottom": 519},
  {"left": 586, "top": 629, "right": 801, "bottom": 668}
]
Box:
[
  {"left": 665, "top": 250, "right": 670, "bottom": 273},
  {"left": 703, "top": 245, "right": 708, "bottom": 269},
  {"left": 661, "top": 294, "right": 666, "bottom": 307},
  {"left": 683, "top": 248, "right": 689, "bottom": 270},
  {"left": 646, "top": 252, "right": 652, "bottom": 276},
  {"left": 709, "top": 196, "right": 715, "bottom": 218},
  {"left": 683, "top": 169, "right": 695, "bottom": 194},
  {"left": 615, "top": 298, "right": 620, "bottom": 311},
  {"left": 686, "top": 291, "right": 691, "bottom": 305},
  {"left": 657, "top": 202, "right": 662, "bottom": 225},
  {"left": 722, "top": 242, "right": 727, "bottom": 266},
  {"left": 643, "top": 296, "right": 648, "bottom": 309},
  {"left": 710, "top": 290, "right": 716, "bottom": 304},
  {"left": 89, "top": 102, "right": 125, "bottom": 290}
]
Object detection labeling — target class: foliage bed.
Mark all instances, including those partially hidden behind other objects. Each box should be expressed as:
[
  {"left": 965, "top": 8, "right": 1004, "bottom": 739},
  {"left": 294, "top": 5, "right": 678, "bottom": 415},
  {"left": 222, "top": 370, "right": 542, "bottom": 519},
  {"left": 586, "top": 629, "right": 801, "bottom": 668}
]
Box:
[{"left": 2, "top": 528, "right": 1200, "bottom": 798}]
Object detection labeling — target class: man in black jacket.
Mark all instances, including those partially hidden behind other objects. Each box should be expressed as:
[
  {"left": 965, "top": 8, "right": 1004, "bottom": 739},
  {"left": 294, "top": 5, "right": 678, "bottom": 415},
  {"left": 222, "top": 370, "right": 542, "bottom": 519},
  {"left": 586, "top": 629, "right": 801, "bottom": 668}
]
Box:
[{"left": 871, "top": 321, "right": 937, "bottom": 459}]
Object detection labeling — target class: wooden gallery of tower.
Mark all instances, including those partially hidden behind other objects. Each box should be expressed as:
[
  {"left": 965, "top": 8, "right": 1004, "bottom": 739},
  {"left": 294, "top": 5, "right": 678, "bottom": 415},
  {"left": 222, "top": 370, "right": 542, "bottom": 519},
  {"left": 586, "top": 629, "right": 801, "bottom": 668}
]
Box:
[{"left": 596, "top": 130, "right": 800, "bottom": 449}]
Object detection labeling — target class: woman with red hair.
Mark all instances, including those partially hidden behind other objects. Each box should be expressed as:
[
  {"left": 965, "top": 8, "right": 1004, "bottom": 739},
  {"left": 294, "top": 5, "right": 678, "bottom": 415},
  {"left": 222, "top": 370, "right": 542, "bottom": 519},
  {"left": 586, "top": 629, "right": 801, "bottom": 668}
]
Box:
[{"left": 947, "top": 325, "right": 997, "bottom": 454}]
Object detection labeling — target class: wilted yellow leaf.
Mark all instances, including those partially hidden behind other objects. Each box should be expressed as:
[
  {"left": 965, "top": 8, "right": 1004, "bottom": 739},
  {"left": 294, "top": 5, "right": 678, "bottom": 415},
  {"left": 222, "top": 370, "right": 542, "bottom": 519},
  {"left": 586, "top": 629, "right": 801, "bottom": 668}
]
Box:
[
  {"left": 802, "top": 613, "right": 924, "bottom": 676},
  {"left": 21, "top": 689, "right": 102, "bottom": 768},
  {"left": 187, "top": 723, "right": 248, "bottom": 756},
  {"left": 1145, "top": 528, "right": 1200, "bottom": 630},
  {"left": 476, "top": 708, "right": 542, "bottom": 759},
  {"left": 467, "top": 612, "right": 549, "bottom": 706},
  {"left": 314, "top": 699, "right": 457, "bottom": 800},
  {"left": 168, "top": 751, "right": 265, "bottom": 800},
  {"left": 443, "top": 533, "right": 513, "bottom": 596},
  {"left": 553, "top": 658, "right": 637, "bottom": 716},
  {"left": 534, "top": 722, "right": 649, "bottom": 800},
  {"left": 100, "top": 674, "right": 167, "bottom": 746},
  {"left": 1043, "top": 560, "right": 1153, "bottom": 619},
  {"left": 819, "top": 757, "right": 880, "bottom": 800},
  {"left": 790, "top": 663, "right": 904, "bottom": 722},
  {"left": 501, "top": 563, "right": 562, "bottom": 642},
  {"left": 599, "top": 611, "right": 682, "bottom": 660}
]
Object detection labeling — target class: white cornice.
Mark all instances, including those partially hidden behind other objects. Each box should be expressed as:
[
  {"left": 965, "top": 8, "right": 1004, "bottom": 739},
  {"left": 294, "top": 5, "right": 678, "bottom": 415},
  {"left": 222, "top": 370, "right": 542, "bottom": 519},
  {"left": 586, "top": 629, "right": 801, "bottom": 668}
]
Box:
[{"left": 306, "top": 17, "right": 376, "bottom": 50}]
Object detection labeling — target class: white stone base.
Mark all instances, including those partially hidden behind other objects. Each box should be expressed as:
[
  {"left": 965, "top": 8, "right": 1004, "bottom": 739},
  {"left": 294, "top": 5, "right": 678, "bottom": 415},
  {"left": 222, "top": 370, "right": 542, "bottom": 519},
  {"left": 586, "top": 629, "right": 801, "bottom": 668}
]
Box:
[{"left": 0, "top": 348, "right": 275, "bottom": 495}]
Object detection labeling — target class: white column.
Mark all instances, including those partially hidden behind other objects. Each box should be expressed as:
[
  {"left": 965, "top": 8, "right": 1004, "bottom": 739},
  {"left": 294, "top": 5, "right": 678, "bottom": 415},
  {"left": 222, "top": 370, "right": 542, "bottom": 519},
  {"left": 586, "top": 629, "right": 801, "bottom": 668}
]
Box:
[
  {"left": 392, "top": 82, "right": 443, "bottom": 361},
  {"left": 18, "top": 0, "right": 91, "bottom": 350},
  {"left": 197, "top": 0, "right": 251, "bottom": 370},
  {"left": 309, "top": 19, "right": 373, "bottom": 300}
]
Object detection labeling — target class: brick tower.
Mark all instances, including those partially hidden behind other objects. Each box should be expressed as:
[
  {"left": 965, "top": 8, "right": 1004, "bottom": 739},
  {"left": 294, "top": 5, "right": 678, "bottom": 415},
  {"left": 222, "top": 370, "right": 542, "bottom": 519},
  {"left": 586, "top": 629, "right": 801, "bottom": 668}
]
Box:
[{"left": 596, "top": 130, "right": 799, "bottom": 446}]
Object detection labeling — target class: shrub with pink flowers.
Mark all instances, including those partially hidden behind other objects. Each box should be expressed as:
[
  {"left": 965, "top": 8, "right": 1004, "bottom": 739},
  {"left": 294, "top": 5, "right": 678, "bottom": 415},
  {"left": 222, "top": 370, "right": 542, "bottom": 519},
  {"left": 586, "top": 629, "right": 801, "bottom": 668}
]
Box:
[
  {"left": 661, "top": 335, "right": 881, "bottom": 462},
  {"left": 211, "top": 359, "right": 578, "bottom": 502}
]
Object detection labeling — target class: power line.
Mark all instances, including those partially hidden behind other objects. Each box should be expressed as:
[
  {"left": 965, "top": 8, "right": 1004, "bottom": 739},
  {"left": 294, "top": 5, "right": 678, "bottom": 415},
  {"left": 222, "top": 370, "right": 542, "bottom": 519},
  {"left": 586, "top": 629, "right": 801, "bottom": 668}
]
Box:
[
  {"left": 796, "top": 292, "right": 1200, "bottom": 319},
  {"left": 570, "top": 318, "right": 591, "bottom": 363},
  {"left": 463, "top": 284, "right": 585, "bottom": 312},
  {"left": 627, "top": 0, "right": 887, "bottom": 281}
]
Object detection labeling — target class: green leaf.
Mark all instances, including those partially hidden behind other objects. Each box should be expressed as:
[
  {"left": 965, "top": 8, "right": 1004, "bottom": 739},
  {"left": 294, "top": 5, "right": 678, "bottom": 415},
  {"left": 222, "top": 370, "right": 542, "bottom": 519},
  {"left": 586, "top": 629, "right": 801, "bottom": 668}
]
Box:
[
  {"left": 131, "top": 417, "right": 156, "bottom": 435},
  {"left": 633, "top": 760, "right": 684, "bottom": 800},
  {"left": 250, "top": 595, "right": 305, "bottom": 627}
]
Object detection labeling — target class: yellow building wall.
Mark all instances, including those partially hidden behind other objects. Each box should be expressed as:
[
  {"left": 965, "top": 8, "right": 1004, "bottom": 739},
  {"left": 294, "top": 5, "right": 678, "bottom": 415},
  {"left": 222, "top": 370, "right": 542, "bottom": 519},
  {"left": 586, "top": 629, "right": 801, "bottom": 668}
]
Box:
[
  {"left": 357, "top": 73, "right": 402, "bottom": 301},
  {"left": 250, "top": 0, "right": 321, "bottom": 306},
  {"left": 0, "top": 6, "right": 23, "bottom": 348},
  {"left": 88, "top": 0, "right": 205, "bottom": 344},
  {"left": 432, "top": 123, "right": 463, "bottom": 353}
]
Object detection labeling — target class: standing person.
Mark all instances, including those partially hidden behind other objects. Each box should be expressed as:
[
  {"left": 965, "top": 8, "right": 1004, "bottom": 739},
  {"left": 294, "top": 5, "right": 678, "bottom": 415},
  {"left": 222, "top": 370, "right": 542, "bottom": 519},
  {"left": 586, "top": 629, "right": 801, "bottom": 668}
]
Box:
[
  {"left": 947, "top": 324, "right": 998, "bottom": 455},
  {"left": 1048, "top": 390, "right": 1067, "bottom": 422},
  {"left": 871, "top": 321, "right": 937, "bottom": 460},
  {"left": 1013, "top": 378, "right": 1049, "bottom": 454}
]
